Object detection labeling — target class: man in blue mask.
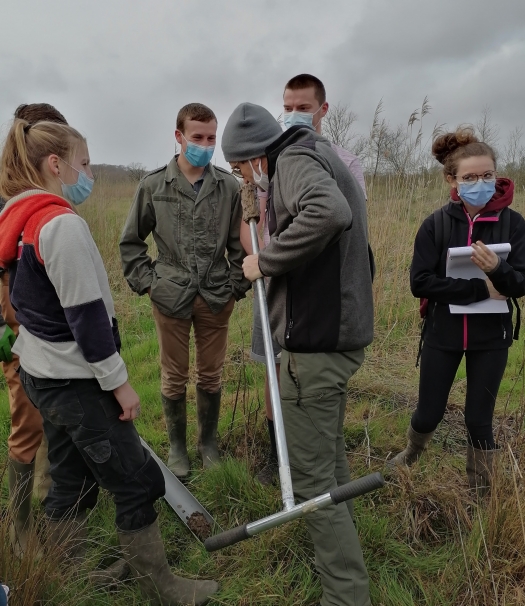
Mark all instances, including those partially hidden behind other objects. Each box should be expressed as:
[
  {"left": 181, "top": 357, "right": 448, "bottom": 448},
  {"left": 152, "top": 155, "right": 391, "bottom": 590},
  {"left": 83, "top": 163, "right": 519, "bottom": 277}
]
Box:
[
  {"left": 120, "top": 103, "right": 250, "bottom": 479},
  {"left": 242, "top": 75, "right": 369, "bottom": 487},
  {"left": 283, "top": 74, "right": 366, "bottom": 196}
]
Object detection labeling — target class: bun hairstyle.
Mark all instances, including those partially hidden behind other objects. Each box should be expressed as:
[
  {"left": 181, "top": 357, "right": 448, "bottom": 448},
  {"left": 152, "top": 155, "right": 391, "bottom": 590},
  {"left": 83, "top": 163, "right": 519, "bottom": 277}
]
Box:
[
  {"left": 0, "top": 119, "right": 85, "bottom": 200},
  {"left": 432, "top": 126, "right": 496, "bottom": 179}
]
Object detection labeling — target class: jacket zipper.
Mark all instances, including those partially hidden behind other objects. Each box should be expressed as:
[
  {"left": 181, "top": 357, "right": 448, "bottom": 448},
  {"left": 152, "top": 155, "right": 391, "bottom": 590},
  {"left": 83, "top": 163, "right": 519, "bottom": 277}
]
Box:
[
  {"left": 463, "top": 209, "right": 479, "bottom": 351},
  {"left": 285, "top": 318, "right": 294, "bottom": 341}
]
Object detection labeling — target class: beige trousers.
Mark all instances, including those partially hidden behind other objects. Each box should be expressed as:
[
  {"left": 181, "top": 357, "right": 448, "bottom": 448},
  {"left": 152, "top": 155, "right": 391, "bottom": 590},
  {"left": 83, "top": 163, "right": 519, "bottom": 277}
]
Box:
[{"left": 152, "top": 295, "right": 235, "bottom": 399}]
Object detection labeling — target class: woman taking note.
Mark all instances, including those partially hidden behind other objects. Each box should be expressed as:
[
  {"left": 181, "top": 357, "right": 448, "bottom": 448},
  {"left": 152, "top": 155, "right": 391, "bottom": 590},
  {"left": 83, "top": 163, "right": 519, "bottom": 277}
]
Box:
[{"left": 390, "top": 127, "right": 525, "bottom": 494}]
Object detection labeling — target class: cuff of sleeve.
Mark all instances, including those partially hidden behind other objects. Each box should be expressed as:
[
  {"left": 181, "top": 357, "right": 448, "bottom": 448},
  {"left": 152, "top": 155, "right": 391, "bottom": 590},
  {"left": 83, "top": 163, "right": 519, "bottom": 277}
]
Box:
[
  {"left": 485, "top": 258, "right": 502, "bottom": 277},
  {"left": 230, "top": 279, "right": 251, "bottom": 301},
  {"left": 258, "top": 253, "right": 271, "bottom": 277},
  {"left": 89, "top": 353, "right": 129, "bottom": 391},
  {"left": 474, "top": 278, "right": 490, "bottom": 302},
  {"left": 138, "top": 276, "right": 154, "bottom": 296}
]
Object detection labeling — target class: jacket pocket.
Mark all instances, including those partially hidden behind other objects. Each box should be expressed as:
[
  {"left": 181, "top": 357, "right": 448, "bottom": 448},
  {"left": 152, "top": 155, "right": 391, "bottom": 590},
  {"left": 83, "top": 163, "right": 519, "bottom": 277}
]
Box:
[
  {"left": 285, "top": 242, "right": 341, "bottom": 352},
  {"left": 150, "top": 262, "right": 191, "bottom": 314},
  {"left": 80, "top": 435, "right": 127, "bottom": 483},
  {"left": 152, "top": 195, "right": 182, "bottom": 244},
  {"left": 21, "top": 374, "right": 85, "bottom": 426}
]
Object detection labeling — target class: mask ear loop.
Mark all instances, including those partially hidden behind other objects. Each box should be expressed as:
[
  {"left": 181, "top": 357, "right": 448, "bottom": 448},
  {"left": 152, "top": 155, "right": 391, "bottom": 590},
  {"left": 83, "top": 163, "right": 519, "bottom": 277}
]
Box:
[
  {"left": 249, "top": 160, "right": 264, "bottom": 186},
  {"left": 312, "top": 105, "right": 324, "bottom": 129}
]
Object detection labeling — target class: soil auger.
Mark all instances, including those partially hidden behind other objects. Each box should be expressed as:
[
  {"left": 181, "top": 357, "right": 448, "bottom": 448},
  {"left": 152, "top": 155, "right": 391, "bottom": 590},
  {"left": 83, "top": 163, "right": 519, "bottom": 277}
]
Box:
[{"left": 204, "top": 183, "right": 384, "bottom": 552}]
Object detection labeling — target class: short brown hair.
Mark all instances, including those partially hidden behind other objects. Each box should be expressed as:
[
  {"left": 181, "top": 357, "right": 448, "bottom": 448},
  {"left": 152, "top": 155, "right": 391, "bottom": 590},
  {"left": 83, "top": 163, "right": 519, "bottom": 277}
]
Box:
[
  {"left": 0, "top": 120, "right": 85, "bottom": 199},
  {"left": 284, "top": 74, "right": 327, "bottom": 105},
  {"left": 176, "top": 103, "right": 217, "bottom": 133},
  {"left": 432, "top": 126, "right": 497, "bottom": 179},
  {"left": 14, "top": 103, "right": 68, "bottom": 125}
]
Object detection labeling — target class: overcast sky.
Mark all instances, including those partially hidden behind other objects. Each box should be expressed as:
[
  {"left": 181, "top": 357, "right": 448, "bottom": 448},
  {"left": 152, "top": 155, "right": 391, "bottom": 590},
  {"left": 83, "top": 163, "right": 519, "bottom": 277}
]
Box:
[{"left": 1, "top": 0, "right": 524, "bottom": 170}]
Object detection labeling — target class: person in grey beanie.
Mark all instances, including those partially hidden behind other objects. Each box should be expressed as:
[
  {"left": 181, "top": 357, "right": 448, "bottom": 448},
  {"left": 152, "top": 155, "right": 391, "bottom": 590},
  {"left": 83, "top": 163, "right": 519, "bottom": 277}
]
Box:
[{"left": 223, "top": 102, "right": 374, "bottom": 606}]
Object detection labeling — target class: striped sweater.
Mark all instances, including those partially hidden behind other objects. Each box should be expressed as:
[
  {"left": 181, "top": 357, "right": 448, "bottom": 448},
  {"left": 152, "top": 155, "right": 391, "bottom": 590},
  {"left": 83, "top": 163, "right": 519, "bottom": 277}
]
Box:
[{"left": 0, "top": 190, "right": 127, "bottom": 390}]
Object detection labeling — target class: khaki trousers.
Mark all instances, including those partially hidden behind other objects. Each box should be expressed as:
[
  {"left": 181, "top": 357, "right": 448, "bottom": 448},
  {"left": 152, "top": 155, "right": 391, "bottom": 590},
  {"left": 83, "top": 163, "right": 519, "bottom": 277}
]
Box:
[
  {"left": 1, "top": 273, "right": 44, "bottom": 464},
  {"left": 280, "top": 348, "right": 370, "bottom": 606},
  {"left": 152, "top": 295, "right": 235, "bottom": 399}
]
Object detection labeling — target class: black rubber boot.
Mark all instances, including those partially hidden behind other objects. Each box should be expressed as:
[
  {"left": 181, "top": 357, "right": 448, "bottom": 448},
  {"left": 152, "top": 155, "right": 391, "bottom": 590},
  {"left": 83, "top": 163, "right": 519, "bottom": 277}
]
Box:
[
  {"left": 119, "top": 519, "right": 219, "bottom": 605},
  {"left": 196, "top": 387, "right": 221, "bottom": 469},
  {"left": 8, "top": 458, "right": 40, "bottom": 558},
  {"left": 162, "top": 393, "right": 190, "bottom": 479},
  {"left": 256, "top": 419, "right": 278, "bottom": 486},
  {"left": 388, "top": 425, "right": 435, "bottom": 467}
]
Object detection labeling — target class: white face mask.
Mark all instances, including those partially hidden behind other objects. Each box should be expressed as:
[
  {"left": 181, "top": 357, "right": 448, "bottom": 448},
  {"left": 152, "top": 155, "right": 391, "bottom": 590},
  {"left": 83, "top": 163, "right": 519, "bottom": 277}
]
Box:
[{"left": 249, "top": 159, "right": 269, "bottom": 191}]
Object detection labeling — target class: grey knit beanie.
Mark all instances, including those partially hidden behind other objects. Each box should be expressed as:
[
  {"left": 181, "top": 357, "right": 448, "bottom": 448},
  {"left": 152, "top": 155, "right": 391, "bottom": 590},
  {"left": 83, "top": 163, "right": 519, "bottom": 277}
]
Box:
[{"left": 222, "top": 103, "right": 283, "bottom": 162}]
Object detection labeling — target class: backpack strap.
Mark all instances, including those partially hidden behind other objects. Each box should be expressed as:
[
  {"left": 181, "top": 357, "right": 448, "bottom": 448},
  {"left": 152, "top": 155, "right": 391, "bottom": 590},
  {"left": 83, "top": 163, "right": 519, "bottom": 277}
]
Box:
[
  {"left": 498, "top": 206, "right": 511, "bottom": 243},
  {"left": 417, "top": 207, "right": 452, "bottom": 367},
  {"left": 435, "top": 207, "right": 452, "bottom": 267}
]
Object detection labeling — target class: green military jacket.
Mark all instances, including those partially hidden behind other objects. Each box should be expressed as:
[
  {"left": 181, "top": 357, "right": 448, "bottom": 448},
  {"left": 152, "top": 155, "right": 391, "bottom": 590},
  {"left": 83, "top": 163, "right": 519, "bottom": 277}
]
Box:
[{"left": 120, "top": 156, "right": 250, "bottom": 318}]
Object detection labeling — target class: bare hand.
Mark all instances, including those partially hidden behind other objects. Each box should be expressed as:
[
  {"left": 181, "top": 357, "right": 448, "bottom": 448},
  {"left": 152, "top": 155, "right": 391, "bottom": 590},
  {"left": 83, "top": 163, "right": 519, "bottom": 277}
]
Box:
[
  {"left": 113, "top": 382, "right": 141, "bottom": 421},
  {"left": 471, "top": 241, "right": 500, "bottom": 273},
  {"left": 243, "top": 254, "right": 263, "bottom": 282},
  {"left": 486, "top": 279, "right": 506, "bottom": 300},
  {"left": 147, "top": 287, "right": 151, "bottom": 296}
]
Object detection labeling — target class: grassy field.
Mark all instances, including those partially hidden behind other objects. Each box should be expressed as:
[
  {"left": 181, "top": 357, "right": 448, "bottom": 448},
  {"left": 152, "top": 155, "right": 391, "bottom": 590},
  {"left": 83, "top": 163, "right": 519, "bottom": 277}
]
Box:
[{"left": 1, "top": 173, "right": 525, "bottom": 605}]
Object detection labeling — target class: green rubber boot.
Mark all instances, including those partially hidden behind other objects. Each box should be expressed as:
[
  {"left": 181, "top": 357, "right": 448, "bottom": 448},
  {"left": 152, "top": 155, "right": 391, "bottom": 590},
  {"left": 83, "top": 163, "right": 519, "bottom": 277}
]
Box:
[
  {"left": 8, "top": 459, "right": 40, "bottom": 558},
  {"left": 196, "top": 387, "right": 221, "bottom": 469},
  {"left": 466, "top": 444, "right": 498, "bottom": 498},
  {"left": 162, "top": 392, "right": 190, "bottom": 479},
  {"left": 119, "top": 519, "right": 219, "bottom": 605},
  {"left": 388, "top": 425, "right": 435, "bottom": 467}
]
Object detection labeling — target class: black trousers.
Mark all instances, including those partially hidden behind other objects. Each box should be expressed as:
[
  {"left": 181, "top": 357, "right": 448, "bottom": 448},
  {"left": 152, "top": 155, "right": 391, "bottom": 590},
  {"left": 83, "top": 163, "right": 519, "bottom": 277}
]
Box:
[
  {"left": 411, "top": 345, "right": 508, "bottom": 450},
  {"left": 20, "top": 369, "right": 165, "bottom": 532}
]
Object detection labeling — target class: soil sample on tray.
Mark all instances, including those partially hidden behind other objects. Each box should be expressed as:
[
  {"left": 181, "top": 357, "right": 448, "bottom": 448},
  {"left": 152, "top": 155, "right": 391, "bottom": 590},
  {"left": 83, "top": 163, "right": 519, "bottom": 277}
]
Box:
[{"left": 187, "top": 512, "right": 212, "bottom": 541}]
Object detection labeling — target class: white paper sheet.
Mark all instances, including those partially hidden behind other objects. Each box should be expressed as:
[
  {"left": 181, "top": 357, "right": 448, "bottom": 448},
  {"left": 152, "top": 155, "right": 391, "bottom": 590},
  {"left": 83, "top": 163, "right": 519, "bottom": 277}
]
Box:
[{"left": 446, "top": 243, "right": 511, "bottom": 314}]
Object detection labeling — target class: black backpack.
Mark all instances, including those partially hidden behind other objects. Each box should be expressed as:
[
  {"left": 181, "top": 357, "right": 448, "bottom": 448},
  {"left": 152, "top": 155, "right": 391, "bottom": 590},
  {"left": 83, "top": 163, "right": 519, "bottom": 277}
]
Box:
[{"left": 416, "top": 206, "right": 520, "bottom": 365}]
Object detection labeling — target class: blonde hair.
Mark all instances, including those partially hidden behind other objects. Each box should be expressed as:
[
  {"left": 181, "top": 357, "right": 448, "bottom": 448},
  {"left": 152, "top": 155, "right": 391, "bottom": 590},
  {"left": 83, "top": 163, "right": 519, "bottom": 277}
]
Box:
[{"left": 0, "top": 119, "right": 86, "bottom": 199}]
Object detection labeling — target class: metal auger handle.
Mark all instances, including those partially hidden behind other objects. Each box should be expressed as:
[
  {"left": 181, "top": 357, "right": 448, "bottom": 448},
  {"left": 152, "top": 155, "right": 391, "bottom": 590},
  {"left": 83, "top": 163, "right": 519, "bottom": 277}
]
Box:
[{"left": 204, "top": 472, "right": 385, "bottom": 552}]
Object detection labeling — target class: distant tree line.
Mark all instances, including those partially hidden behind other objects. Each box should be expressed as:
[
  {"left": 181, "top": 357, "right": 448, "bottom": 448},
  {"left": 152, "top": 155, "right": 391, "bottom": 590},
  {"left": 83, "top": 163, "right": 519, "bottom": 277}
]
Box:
[
  {"left": 92, "top": 162, "right": 148, "bottom": 183},
  {"left": 322, "top": 99, "right": 525, "bottom": 187}
]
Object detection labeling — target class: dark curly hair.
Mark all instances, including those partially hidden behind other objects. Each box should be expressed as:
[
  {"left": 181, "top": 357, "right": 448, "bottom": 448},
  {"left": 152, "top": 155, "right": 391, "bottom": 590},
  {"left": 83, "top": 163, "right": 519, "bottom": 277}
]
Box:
[{"left": 432, "top": 126, "right": 496, "bottom": 179}]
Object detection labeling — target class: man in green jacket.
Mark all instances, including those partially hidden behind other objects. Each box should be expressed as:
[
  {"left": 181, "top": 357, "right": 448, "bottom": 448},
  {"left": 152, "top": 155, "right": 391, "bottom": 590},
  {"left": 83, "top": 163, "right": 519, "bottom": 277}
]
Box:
[{"left": 120, "top": 103, "right": 250, "bottom": 479}]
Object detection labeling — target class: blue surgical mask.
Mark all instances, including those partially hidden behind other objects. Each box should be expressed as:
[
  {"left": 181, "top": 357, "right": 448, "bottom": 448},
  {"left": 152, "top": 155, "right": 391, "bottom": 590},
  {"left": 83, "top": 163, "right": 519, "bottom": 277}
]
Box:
[
  {"left": 283, "top": 106, "right": 323, "bottom": 130},
  {"left": 181, "top": 134, "right": 215, "bottom": 167},
  {"left": 60, "top": 161, "right": 94, "bottom": 206},
  {"left": 458, "top": 180, "right": 496, "bottom": 207}
]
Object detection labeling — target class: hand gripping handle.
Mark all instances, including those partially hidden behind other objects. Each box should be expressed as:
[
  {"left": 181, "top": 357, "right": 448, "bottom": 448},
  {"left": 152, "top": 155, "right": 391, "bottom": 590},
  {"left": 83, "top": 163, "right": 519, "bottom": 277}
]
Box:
[
  {"left": 204, "top": 524, "right": 250, "bottom": 552},
  {"left": 330, "top": 472, "right": 385, "bottom": 505}
]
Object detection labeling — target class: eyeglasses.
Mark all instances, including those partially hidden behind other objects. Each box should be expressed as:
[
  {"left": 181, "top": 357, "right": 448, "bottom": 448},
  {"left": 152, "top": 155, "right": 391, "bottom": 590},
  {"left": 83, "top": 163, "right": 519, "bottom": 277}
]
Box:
[
  {"left": 229, "top": 163, "right": 243, "bottom": 178},
  {"left": 455, "top": 170, "right": 497, "bottom": 184}
]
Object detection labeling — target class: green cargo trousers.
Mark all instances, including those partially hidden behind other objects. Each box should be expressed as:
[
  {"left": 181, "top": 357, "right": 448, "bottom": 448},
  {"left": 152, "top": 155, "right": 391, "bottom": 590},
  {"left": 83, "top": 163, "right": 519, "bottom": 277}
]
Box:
[{"left": 280, "top": 348, "right": 370, "bottom": 606}]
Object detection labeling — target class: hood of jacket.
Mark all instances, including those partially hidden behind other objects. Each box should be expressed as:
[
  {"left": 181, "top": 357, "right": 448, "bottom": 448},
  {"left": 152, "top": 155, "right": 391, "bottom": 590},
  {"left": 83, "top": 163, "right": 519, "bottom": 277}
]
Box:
[{"left": 0, "top": 190, "right": 73, "bottom": 269}]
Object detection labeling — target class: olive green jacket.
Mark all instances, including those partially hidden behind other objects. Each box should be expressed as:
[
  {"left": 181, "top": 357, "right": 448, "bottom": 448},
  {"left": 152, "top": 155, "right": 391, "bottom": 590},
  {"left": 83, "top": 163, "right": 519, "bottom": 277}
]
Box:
[{"left": 119, "top": 157, "right": 250, "bottom": 318}]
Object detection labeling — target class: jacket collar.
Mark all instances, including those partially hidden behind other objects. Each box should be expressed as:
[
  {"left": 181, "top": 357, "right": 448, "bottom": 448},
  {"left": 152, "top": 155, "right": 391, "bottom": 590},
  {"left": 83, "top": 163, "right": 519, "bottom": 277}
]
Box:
[
  {"left": 164, "top": 155, "right": 223, "bottom": 185},
  {"left": 164, "top": 155, "right": 223, "bottom": 202},
  {"left": 265, "top": 126, "right": 320, "bottom": 180}
]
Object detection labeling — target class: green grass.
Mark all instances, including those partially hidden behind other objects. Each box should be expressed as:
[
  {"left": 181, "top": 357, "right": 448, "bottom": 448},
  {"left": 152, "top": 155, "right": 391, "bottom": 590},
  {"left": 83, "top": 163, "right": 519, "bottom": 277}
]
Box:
[{"left": 1, "top": 177, "right": 525, "bottom": 605}]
